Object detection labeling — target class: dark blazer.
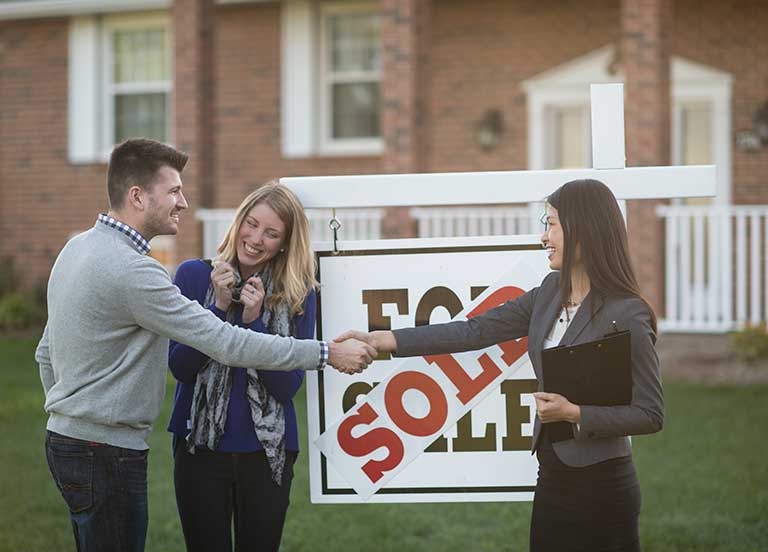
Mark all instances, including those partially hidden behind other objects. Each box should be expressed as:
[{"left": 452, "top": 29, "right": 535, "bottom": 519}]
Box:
[{"left": 393, "top": 271, "right": 663, "bottom": 468}]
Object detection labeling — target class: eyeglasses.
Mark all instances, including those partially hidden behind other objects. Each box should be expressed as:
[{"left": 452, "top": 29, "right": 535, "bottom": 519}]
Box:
[{"left": 539, "top": 212, "right": 550, "bottom": 232}]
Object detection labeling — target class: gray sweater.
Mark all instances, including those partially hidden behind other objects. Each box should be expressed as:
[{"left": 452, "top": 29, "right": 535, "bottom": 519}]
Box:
[{"left": 35, "top": 221, "right": 321, "bottom": 450}]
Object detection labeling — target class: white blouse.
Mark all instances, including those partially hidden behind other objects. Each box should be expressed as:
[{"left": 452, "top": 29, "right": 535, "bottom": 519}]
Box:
[{"left": 542, "top": 303, "right": 581, "bottom": 350}]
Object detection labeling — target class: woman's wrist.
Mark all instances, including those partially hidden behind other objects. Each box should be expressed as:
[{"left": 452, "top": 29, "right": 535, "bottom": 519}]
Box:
[
  {"left": 372, "top": 330, "right": 397, "bottom": 353},
  {"left": 569, "top": 404, "right": 581, "bottom": 424}
]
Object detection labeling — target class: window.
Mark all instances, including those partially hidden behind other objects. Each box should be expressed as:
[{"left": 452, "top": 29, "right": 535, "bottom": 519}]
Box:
[
  {"left": 319, "top": 4, "right": 381, "bottom": 152},
  {"left": 281, "top": 1, "right": 382, "bottom": 157},
  {"left": 546, "top": 105, "right": 591, "bottom": 169},
  {"left": 320, "top": 6, "right": 381, "bottom": 149},
  {"left": 676, "top": 102, "right": 713, "bottom": 206},
  {"left": 68, "top": 13, "right": 171, "bottom": 163},
  {"left": 107, "top": 23, "right": 171, "bottom": 145}
]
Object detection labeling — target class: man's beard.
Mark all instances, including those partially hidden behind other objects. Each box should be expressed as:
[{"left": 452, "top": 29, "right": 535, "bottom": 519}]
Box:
[{"left": 144, "top": 200, "right": 177, "bottom": 239}]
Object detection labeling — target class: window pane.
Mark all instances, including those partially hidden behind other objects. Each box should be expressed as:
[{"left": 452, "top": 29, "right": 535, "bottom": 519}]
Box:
[
  {"left": 114, "top": 93, "right": 167, "bottom": 143},
  {"left": 330, "top": 13, "right": 380, "bottom": 72},
  {"left": 114, "top": 29, "right": 168, "bottom": 83},
  {"left": 554, "top": 106, "right": 587, "bottom": 169},
  {"left": 681, "top": 103, "right": 713, "bottom": 206},
  {"left": 681, "top": 104, "right": 712, "bottom": 165},
  {"left": 332, "top": 82, "right": 379, "bottom": 139}
]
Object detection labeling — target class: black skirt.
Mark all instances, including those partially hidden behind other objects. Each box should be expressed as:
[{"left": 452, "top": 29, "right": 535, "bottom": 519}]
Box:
[{"left": 530, "top": 429, "right": 642, "bottom": 552}]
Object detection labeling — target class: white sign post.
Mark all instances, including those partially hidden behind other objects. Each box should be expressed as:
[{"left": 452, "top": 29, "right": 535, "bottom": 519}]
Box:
[{"left": 283, "top": 84, "right": 715, "bottom": 503}]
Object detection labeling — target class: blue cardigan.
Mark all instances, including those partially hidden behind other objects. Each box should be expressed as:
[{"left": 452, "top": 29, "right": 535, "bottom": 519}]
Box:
[{"left": 167, "top": 259, "right": 312, "bottom": 452}]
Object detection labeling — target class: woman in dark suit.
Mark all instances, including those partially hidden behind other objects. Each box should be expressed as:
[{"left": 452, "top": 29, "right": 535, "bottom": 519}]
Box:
[{"left": 338, "top": 179, "right": 663, "bottom": 551}]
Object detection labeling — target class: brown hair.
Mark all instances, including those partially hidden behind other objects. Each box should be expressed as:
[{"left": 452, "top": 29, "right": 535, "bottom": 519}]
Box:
[
  {"left": 546, "top": 179, "right": 657, "bottom": 334},
  {"left": 217, "top": 181, "right": 317, "bottom": 316},
  {"left": 107, "top": 138, "right": 188, "bottom": 209}
]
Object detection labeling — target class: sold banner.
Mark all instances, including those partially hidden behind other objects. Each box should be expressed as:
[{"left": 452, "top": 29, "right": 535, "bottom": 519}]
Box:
[{"left": 307, "top": 236, "right": 550, "bottom": 503}]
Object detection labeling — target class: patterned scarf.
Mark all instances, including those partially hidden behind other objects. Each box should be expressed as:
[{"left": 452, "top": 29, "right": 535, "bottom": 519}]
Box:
[{"left": 187, "top": 263, "right": 294, "bottom": 485}]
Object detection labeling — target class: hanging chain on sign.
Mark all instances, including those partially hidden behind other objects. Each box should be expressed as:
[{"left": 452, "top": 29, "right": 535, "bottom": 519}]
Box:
[{"left": 329, "top": 209, "right": 342, "bottom": 255}]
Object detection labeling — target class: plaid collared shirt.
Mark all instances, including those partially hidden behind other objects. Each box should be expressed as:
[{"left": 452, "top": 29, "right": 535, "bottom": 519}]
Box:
[
  {"left": 318, "top": 340, "right": 329, "bottom": 369},
  {"left": 97, "top": 213, "right": 151, "bottom": 255}
]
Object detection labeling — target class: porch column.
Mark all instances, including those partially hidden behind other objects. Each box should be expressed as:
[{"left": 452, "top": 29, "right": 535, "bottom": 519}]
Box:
[
  {"left": 621, "top": 0, "right": 672, "bottom": 316},
  {"left": 172, "top": 0, "right": 215, "bottom": 263},
  {"left": 380, "top": 0, "right": 431, "bottom": 238}
]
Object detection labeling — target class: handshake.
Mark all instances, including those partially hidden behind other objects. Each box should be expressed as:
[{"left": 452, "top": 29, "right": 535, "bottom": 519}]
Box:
[{"left": 326, "top": 330, "right": 398, "bottom": 375}]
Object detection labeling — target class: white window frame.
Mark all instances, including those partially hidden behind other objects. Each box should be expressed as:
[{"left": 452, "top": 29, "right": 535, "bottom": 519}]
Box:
[
  {"left": 317, "top": 1, "right": 382, "bottom": 156},
  {"left": 101, "top": 12, "right": 173, "bottom": 159}
]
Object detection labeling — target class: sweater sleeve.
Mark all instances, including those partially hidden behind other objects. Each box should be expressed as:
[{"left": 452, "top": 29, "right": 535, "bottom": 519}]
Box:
[
  {"left": 255, "top": 290, "right": 315, "bottom": 403},
  {"left": 124, "top": 256, "right": 322, "bottom": 372},
  {"left": 168, "top": 261, "right": 228, "bottom": 383},
  {"left": 35, "top": 323, "right": 55, "bottom": 394}
]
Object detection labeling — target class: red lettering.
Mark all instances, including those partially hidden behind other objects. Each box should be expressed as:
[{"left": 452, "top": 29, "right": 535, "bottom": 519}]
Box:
[
  {"left": 426, "top": 352, "right": 502, "bottom": 405},
  {"left": 337, "top": 403, "right": 405, "bottom": 484},
  {"left": 384, "top": 371, "right": 448, "bottom": 437},
  {"left": 468, "top": 285, "right": 529, "bottom": 367}
]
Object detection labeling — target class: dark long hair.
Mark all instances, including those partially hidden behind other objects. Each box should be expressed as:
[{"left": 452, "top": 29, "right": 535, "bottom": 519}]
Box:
[{"left": 546, "top": 179, "right": 657, "bottom": 334}]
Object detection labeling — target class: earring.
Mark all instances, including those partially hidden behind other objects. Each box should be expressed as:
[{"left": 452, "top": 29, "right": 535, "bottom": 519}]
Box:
[{"left": 280, "top": 248, "right": 285, "bottom": 253}]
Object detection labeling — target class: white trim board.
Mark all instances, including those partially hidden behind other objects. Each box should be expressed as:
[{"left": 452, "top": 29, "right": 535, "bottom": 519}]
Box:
[{"left": 0, "top": 0, "right": 169, "bottom": 20}]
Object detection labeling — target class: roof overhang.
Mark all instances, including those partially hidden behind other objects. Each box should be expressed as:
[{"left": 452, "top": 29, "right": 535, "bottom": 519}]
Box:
[{"left": 0, "top": 0, "right": 277, "bottom": 21}]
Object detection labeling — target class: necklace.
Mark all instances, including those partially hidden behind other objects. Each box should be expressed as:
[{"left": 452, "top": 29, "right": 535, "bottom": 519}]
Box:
[{"left": 559, "top": 301, "right": 580, "bottom": 323}]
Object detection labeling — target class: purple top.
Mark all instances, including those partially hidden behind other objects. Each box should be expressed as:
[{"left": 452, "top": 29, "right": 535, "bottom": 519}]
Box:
[{"left": 166, "top": 259, "right": 313, "bottom": 452}]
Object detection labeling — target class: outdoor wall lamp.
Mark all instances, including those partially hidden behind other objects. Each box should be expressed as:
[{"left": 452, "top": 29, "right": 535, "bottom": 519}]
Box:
[
  {"left": 737, "top": 101, "right": 768, "bottom": 152},
  {"left": 476, "top": 109, "right": 504, "bottom": 150},
  {"left": 753, "top": 101, "right": 768, "bottom": 144}
]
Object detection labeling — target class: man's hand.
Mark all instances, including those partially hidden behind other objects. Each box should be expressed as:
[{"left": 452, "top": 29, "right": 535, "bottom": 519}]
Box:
[
  {"left": 334, "top": 330, "right": 397, "bottom": 354},
  {"left": 211, "top": 259, "right": 236, "bottom": 311},
  {"left": 532, "top": 392, "right": 580, "bottom": 424},
  {"left": 327, "top": 338, "right": 377, "bottom": 374},
  {"left": 240, "top": 276, "right": 265, "bottom": 324}
]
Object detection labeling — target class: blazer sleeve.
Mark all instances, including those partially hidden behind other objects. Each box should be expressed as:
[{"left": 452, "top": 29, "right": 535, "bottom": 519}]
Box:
[
  {"left": 576, "top": 298, "right": 664, "bottom": 440},
  {"left": 392, "top": 278, "right": 544, "bottom": 358}
]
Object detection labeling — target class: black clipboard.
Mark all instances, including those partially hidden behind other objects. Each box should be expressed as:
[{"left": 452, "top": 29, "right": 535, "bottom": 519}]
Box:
[{"left": 541, "top": 329, "right": 632, "bottom": 443}]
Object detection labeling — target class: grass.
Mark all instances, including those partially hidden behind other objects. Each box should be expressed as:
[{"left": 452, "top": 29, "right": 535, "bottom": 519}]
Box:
[{"left": 1, "top": 334, "right": 766, "bottom": 551}]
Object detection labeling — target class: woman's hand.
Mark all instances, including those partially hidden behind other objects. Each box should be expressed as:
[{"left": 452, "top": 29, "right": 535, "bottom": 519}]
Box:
[
  {"left": 334, "top": 329, "right": 397, "bottom": 354},
  {"left": 211, "top": 259, "right": 236, "bottom": 311},
  {"left": 240, "top": 276, "right": 265, "bottom": 325},
  {"left": 532, "top": 392, "right": 581, "bottom": 424}
]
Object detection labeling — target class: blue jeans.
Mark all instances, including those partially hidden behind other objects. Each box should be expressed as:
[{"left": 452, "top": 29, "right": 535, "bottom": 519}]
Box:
[{"left": 45, "top": 431, "right": 149, "bottom": 552}]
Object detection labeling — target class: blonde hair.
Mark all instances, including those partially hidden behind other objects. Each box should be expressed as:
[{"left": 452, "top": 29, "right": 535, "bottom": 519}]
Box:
[{"left": 216, "top": 181, "right": 317, "bottom": 316}]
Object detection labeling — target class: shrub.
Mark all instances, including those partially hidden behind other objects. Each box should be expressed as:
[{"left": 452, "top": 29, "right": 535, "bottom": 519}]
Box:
[
  {"left": 0, "top": 257, "right": 19, "bottom": 297},
  {"left": 0, "top": 293, "right": 44, "bottom": 331},
  {"left": 728, "top": 323, "right": 768, "bottom": 364}
]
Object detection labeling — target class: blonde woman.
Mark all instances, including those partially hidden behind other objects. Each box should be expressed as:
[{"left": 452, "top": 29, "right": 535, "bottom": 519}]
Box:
[{"left": 167, "top": 182, "right": 317, "bottom": 551}]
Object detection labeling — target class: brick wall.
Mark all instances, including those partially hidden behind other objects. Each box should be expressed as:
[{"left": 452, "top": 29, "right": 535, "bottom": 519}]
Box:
[
  {"left": 673, "top": 0, "right": 768, "bottom": 204},
  {"left": 0, "top": 19, "right": 107, "bottom": 288},
  {"left": 2, "top": 0, "right": 768, "bottom": 291},
  {"left": 211, "top": 2, "right": 382, "bottom": 209}
]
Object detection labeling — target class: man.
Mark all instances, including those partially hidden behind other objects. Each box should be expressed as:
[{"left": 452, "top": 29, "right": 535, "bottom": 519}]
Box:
[{"left": 35, "top": 138, "right": 375, "bottom": 552}]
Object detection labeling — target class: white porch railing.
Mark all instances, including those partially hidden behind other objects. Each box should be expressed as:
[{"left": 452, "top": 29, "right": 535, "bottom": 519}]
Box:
[
  {"left": 196, "top": 208, "right": 383, "bottom": 259},
  {"left": 658, "top": 204, "right": 768, "bottom": 333},
  {"left": 411, "top": 204, "right": 544, "bottom": 238}
]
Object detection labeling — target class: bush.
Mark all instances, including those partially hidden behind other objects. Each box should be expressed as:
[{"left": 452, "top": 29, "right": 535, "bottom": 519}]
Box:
[
  {"left": 0, "top": 293, "right": 44, "bottom": 331},
  {"left": 728, "top": 323, "right": 768, "bottom": 364},
  {"left": 0, "top": 256, "right": 19, "bottom": 297}
]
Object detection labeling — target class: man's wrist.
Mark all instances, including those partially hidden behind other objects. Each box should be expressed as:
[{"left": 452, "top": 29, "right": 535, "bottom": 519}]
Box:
[{"left": 318, "top": 340, "right": 329, "bottom": 369}]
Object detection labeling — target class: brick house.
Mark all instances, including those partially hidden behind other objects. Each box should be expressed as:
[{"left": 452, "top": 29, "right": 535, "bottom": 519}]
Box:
[{"left": 1, "top": 0, "right": 767, "bottom": 332}]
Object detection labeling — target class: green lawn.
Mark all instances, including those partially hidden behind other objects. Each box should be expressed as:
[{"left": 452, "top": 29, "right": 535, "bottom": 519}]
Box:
[{"left": 1, "top": 334, "right": 766, "bottom": 551}]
